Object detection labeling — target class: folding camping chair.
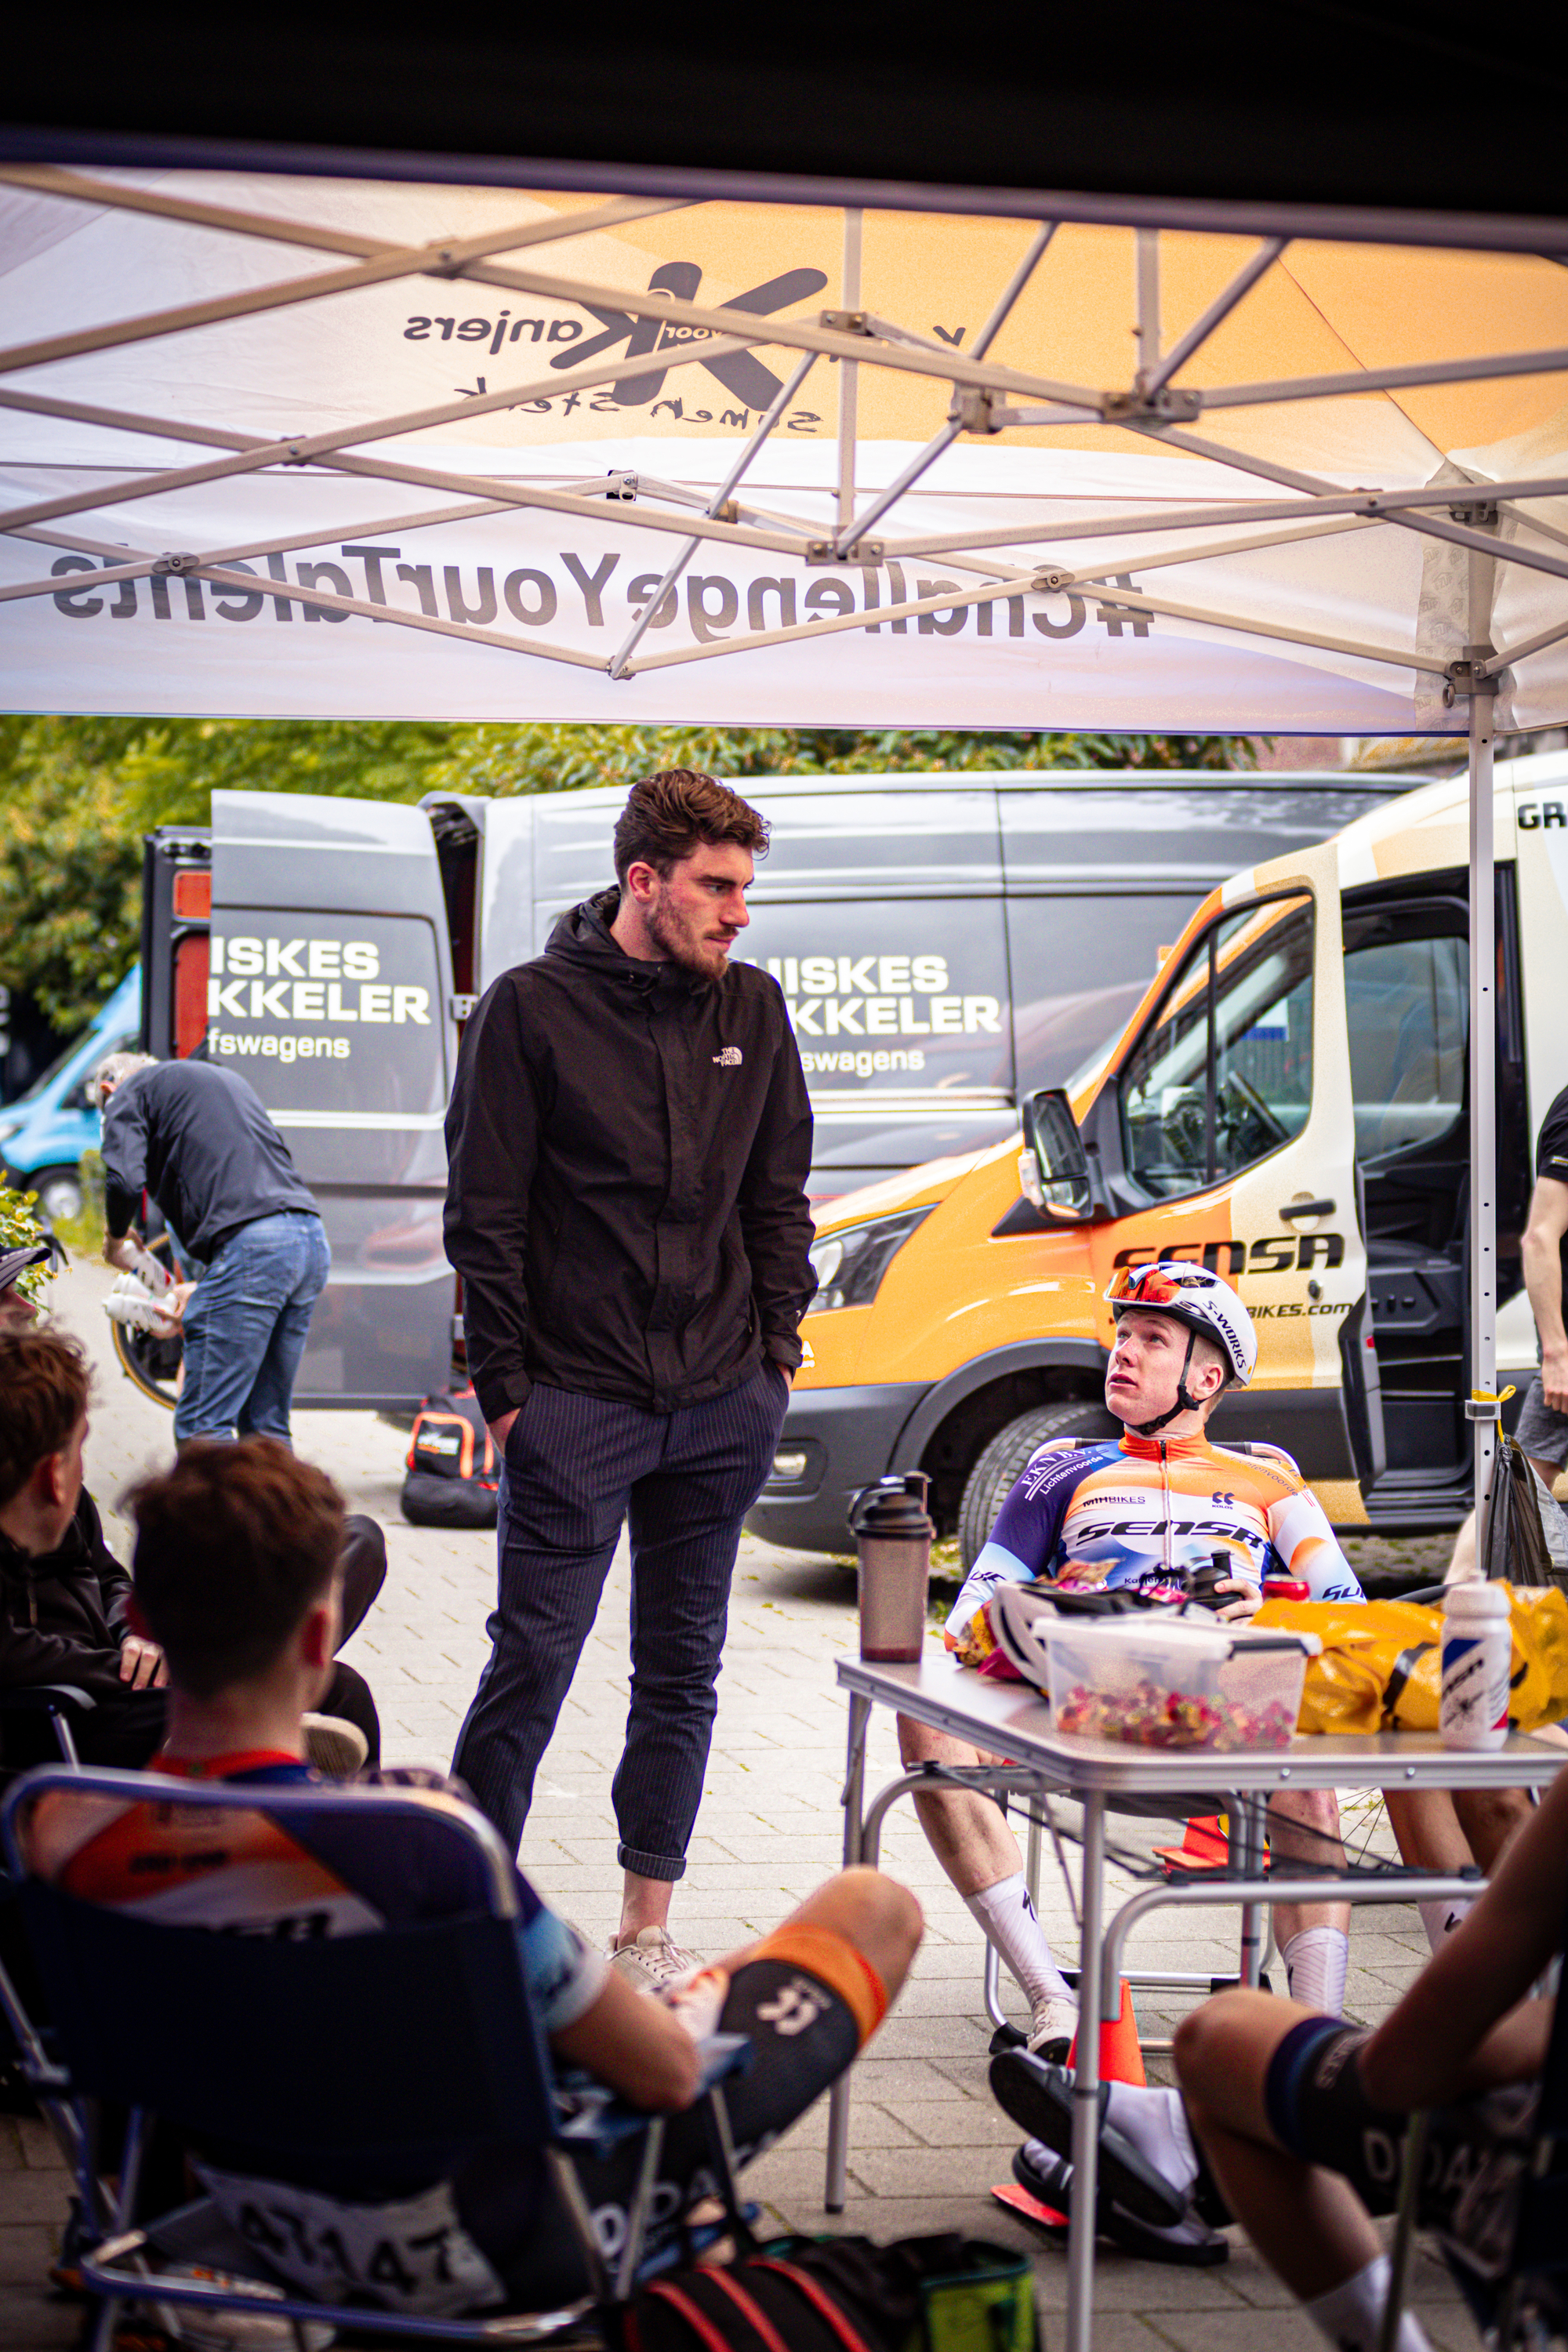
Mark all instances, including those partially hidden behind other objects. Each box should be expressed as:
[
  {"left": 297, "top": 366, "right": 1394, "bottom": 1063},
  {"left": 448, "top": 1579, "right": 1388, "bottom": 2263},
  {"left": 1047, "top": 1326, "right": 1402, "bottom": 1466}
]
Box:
[
  {"left": 1, "top": 1766, "right": 752, "bottom": 2349},
  {"left": 0, "top": 1682, "right": 96, "bottom": 1771},
  {"left": 1375, "top": 1927, "right": 1568, "bottom": 2352}
]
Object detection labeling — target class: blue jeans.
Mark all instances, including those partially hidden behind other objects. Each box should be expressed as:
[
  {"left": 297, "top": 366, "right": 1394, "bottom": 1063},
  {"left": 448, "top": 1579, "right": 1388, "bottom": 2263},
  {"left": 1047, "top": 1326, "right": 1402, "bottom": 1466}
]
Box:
[
  {"left": 176, "top": 1210, "right": 330, "bottom": 1446},
  {"left": 452, "top": 1362, "right": 790, "bottom": 1872}
]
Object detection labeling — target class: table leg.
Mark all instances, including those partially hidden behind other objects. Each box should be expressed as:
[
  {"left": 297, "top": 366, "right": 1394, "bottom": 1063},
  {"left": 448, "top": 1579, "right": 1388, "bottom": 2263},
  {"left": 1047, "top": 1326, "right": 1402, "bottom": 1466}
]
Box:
[
  {"left": 1065, "top": 1790, "right": 1105, "bottom": 2352},
  {"left": 825, "top": 1692, "right": 872, "bottom": 2212},
  {"left": 1236, "top": 1795, "right": 1267, "bottom": 1989}
]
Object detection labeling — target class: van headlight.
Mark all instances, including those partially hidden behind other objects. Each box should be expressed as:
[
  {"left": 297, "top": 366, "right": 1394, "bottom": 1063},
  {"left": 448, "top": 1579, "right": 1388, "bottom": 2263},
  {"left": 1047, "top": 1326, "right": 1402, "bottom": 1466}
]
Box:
[
  {"left": 0, "top": 1120, "right": 20, "bottom": 1145},
  {"left": 806, "top": 1206, "right": 934, "bottom": 1314}
]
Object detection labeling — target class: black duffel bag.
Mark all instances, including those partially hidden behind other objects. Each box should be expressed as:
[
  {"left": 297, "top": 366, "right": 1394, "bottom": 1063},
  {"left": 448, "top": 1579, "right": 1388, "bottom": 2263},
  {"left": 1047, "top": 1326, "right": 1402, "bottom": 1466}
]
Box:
[{"left": 400, "top": 1388, "right": 500, "bottom": 1530}]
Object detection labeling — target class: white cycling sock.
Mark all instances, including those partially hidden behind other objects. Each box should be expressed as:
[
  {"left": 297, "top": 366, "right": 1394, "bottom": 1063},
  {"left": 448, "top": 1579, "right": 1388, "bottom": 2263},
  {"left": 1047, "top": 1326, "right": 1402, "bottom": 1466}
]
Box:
[
  {"left": 1283, "top": 1926, "right": 1349, "bottom": 2016},
  {"left": 1102, "top": 2082, "right": 1200, "bottom": 2202},
  {"left": 964, "top": 1873, "right": 1073, "bottom": 2007},
  {"left": 1304, "top": 2256, "right": 1432, "bottom": 2352},
  {"left": 1417, "top": 1896, "right": 1475, "bottom": 1955}
]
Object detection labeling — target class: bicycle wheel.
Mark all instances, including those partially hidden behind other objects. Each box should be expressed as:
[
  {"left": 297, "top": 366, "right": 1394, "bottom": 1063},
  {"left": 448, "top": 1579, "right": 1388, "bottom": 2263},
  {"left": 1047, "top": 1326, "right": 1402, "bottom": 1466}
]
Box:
[{"left": 108, "top": 1234, "right": 182, "bottom": 1414}]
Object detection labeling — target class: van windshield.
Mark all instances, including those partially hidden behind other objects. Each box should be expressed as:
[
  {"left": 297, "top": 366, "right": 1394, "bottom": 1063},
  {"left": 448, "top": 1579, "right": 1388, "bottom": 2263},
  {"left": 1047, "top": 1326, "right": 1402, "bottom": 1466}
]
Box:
[{"left": 1120, "top": 894, "right": 1315, "bottom": 1197}]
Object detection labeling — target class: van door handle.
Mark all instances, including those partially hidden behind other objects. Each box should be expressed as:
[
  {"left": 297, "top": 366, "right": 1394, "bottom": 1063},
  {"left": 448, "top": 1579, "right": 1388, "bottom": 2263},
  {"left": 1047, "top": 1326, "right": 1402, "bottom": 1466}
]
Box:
[{"left": 1279, "top": 1198, "right": 1336, "bottom": 1221}]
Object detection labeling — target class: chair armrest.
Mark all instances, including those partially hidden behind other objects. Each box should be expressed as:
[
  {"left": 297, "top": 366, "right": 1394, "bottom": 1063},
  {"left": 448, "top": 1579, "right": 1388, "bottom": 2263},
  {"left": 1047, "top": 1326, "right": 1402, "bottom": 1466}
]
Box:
[
  {"left": 554, "top": 2034, "right": 752, "bottom": 2155},
  {"left": 0, "top": 1685, "right": 97, "bottom": 1716}
]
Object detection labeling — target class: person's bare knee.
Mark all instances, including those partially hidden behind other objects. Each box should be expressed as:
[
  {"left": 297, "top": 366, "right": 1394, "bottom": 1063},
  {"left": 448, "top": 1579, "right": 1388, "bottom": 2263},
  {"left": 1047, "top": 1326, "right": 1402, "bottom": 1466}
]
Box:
[
  {"left": 786, "top": 1867, "right": 924, "bottom": 2002},
  {"left": 1174, "top": 1987, "right": 1306, "bottom": 2141}
]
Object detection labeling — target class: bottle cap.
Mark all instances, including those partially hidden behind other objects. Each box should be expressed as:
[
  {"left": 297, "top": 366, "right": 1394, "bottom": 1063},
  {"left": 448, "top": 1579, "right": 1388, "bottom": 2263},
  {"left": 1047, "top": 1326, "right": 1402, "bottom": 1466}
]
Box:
[
  {"left": 1443, "top": 1581, "right": 1510, "bottom": 1617},
  {"left": 850, "top": 1472, "right": 935, "bottom": 1542}
]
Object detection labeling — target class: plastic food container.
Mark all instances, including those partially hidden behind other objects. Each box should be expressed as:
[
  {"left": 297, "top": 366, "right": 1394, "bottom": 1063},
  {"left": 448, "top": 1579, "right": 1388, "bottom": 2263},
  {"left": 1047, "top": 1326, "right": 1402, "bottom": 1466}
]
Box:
[{"left": 1044, "top": 1617, "right": 1320, "bottom": 1751}]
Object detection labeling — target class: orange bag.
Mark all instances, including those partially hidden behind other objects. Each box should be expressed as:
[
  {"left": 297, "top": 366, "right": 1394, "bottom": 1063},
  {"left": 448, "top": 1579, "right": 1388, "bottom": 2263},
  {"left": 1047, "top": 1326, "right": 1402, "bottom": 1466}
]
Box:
[{"left": 1254, "top": 1586, "right": 1568, "bottom": 1736}]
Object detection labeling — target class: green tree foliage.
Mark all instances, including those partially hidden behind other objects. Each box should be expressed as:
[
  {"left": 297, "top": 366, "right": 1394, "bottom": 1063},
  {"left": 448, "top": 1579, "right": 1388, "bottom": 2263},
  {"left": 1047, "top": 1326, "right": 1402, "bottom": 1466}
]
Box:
[
  {"left": 0, "top": 715, "right": 1250, "bottom": 1031},
  {"left": 0, "top": 1182, "right": 53, "bottom": 1306}
]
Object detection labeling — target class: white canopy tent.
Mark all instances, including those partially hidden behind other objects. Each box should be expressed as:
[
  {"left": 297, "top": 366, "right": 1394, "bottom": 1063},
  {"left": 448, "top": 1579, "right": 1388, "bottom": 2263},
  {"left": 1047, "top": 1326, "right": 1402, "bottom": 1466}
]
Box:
[{"left": 4, "top": 161, "right": 1568, "bottom": 1534}]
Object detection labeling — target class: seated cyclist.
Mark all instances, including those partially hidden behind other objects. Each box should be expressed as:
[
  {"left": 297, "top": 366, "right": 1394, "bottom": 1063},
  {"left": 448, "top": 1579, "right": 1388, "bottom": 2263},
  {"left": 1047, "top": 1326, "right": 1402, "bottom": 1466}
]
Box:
[
  {"left": 989, "top": 1749, "right": 1568, "bottom": 2345},
  {"left": 898, "top": 1263, "right": 1365, "bottom": 2071},
  {"left": 20, "top": 1439, "right": 923, "bottom": 2321}
]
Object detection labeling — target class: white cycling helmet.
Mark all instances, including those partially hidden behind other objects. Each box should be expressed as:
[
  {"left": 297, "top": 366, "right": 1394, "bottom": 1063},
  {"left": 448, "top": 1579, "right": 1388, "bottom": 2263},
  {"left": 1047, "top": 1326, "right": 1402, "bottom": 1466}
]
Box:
[{"left": 1104, "top": 1261, "right": 1258, "bottom": 1432}]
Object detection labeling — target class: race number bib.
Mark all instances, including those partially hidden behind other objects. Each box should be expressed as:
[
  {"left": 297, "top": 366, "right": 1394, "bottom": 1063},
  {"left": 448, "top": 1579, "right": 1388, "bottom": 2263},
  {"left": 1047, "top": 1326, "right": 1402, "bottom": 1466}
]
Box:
[{"left": 194, "top": 2165, "right": 505, "bottom": 2318}]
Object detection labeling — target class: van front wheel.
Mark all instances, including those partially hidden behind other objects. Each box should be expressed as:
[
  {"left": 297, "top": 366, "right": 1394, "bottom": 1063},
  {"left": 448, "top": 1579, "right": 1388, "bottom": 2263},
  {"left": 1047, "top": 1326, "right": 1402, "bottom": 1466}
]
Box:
[{"left": 957, "top": 1399, "right": 1120, "bottom": 1570}]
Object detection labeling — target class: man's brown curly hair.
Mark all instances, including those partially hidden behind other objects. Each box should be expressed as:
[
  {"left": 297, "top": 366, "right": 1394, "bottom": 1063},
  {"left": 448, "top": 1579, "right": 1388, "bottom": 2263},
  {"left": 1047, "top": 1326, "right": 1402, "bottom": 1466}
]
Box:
[{"left": 612, "top": 770, "right": 770, "bottom": 884}]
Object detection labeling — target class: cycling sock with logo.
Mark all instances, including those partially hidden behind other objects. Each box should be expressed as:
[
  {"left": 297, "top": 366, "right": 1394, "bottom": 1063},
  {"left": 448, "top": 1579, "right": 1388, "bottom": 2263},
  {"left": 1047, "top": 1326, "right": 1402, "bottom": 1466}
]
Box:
[
  {"left": 1417, "top": 1896, "right": 1475, "bottom": 1955},
  {"left": 1303, "top": 2256, "right": 1432, "bottom": 2352},
  {"left": 1283, "top": 1926, "right": 1349, "bottom": 2016},
  {"left": 964, "top": 1873, "right": 1074, "bottom": 2006}
]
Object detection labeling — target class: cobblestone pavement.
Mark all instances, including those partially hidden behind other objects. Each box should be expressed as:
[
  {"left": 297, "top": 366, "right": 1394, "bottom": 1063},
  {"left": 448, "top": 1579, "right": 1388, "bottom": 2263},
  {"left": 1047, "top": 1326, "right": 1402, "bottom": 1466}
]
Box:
[{"left": 1, "top": 1260, "right": 1479, "bottom": 2348}]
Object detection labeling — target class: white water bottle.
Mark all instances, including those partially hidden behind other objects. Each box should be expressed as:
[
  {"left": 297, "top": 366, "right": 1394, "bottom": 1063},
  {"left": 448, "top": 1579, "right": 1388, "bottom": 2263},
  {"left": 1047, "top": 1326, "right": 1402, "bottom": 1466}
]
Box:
[{"left": 1440, "top": 1584, "right": 1511, "bottom": 1751}]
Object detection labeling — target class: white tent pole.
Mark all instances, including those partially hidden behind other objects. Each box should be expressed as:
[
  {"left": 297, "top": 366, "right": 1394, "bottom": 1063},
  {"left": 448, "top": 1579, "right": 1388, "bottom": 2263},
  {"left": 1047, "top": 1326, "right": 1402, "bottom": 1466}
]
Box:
[
  {"left": 832, "top": 223, "right": 1056, "bottom": 553},
  {"left": 837, "top": 209, "right": 863, "bottom": 538},
  {"left": 608, "top": 349, "right": 818, "bottom": 677},
  {"left": 886, "top": 471, "right": 1568, "bottom": 561},
  {"left": 1136, "top": 230, "right": 1160, "bottom": 392},
  {"left": 1197, "top": 343, "right": 1568, "bottom": 409},
  {"left": 1466, "top": 542, "right": 1501, "bottom": 1538},
  {"left": 1143, "top": 236, "right": 1286, "bottom": 394}
]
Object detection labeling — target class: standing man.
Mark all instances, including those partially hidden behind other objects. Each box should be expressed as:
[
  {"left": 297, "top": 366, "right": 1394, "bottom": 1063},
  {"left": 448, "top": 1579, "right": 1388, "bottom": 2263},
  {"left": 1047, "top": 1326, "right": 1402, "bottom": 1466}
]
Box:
[
  {"left": 96, "top": 1052, "right": 330, "bottom": 1447},
  {"left": 445, "top": 769, "right": 815, "bottom": 1987}
]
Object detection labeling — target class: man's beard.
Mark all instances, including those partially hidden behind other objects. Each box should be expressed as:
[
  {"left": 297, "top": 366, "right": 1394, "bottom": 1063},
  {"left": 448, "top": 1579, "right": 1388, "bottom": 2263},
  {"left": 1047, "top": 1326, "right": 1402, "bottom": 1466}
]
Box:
[{"left": 645, "top": 891, "right": 730, "bottom": 978}]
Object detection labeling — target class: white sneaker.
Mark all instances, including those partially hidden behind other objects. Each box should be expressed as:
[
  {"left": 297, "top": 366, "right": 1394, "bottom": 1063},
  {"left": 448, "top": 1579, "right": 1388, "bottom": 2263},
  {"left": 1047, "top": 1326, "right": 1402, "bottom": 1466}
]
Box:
[
  {"left": 608, "top": 1926, "right": 703, "bottom": 1994},
  {"left": 301, "top": 1715, "right": 368, "bottom": 1780},
  {"left": 162, "top": 2266, "right": 336, "bottom": 2347},
  {"left": 1026, "top": 1994, "right": 1079, "bottom": 2061}
]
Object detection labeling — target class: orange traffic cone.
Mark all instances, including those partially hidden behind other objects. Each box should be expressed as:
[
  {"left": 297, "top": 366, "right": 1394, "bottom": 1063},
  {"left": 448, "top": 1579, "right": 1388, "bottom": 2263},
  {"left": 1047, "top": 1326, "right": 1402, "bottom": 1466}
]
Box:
[
  {"left": 1066, "top": 1976, "right": 1146, "bottom": 2088},
  {"left": 1152, "top": 1814, "right": 1228, "bottom": 1875}
]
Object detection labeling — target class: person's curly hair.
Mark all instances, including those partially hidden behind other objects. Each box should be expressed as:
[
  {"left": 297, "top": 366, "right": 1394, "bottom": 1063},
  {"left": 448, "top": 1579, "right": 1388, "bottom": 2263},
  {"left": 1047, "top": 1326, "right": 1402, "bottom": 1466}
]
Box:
[{"left": 613, "top": 770, "right": 770, "bottom": 884}]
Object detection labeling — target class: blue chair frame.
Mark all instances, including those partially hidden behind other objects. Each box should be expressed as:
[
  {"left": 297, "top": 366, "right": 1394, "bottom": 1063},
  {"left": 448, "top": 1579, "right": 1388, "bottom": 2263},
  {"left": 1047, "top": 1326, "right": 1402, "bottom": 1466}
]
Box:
[{"left": 2, "top": 1765, "right": 750, "bottom": 2348}]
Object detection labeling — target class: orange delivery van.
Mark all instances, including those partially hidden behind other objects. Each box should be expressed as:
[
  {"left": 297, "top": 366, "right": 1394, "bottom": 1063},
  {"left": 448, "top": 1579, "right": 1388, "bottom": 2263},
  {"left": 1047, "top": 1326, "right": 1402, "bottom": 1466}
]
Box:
[{"left": 749, "top": 753, "right": 1568, "bottom": 1560}]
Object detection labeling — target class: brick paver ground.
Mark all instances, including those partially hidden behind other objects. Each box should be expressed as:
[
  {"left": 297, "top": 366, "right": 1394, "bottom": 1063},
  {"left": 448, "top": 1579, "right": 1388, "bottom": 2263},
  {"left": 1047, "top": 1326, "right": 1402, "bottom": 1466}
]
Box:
[{"left": 0, "top": 1259, "right": 1479, "bottom": 2348}]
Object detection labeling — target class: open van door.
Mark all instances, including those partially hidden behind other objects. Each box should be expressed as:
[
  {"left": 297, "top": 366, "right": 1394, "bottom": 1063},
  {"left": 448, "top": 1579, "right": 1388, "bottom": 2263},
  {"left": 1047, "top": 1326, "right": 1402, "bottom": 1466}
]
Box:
[
  {"left": 208, "top": 790, "right": 458, "bottom": 1407},
  {"left": 1080, "top": 835, "right": 1385, "bottom": 1518}
]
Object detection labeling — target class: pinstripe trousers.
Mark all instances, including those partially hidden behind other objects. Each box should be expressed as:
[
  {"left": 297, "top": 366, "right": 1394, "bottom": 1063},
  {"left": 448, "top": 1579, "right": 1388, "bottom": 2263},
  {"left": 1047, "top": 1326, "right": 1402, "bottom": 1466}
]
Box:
[{"left": 452, "top": 1361, "right": 789, "bottom": 1872}]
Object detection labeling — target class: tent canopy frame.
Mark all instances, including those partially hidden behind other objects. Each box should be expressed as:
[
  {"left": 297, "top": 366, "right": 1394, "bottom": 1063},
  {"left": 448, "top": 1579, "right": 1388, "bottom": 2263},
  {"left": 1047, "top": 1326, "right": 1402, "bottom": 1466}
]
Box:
[{"left": 2, "top": 151, "right": 1560, "bottom": 1546}]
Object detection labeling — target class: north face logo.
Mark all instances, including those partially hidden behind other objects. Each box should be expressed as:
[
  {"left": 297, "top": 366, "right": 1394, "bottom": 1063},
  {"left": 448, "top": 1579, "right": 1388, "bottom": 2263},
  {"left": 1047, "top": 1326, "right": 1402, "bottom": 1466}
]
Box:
[{"left": 713, "top": 1047, "right": 742, "bottom": 1067}]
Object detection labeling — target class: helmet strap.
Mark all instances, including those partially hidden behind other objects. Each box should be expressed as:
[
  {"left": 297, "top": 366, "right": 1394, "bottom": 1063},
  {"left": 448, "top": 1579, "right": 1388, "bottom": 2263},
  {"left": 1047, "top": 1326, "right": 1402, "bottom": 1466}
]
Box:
[{"left": 1131, "top": 1327, "right": 1207, "bottom": 1437}]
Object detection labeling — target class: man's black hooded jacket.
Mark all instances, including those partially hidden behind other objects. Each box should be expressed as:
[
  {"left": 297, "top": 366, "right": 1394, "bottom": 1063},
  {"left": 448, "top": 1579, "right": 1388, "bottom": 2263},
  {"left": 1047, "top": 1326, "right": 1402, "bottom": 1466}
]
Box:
[
  {"left": 0, "top": 1490, "right": 134, "bottom": 1701},
  {"left": 444, "top": 890, "right": 815, "bottom": 1423}
]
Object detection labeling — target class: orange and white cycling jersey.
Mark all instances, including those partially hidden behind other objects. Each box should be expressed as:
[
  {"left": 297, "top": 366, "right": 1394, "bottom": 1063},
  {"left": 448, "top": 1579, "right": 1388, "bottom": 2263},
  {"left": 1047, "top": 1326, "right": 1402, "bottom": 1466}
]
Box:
[{"left": 946, "top": 1427, "right": 1364, "bottom": 1650}]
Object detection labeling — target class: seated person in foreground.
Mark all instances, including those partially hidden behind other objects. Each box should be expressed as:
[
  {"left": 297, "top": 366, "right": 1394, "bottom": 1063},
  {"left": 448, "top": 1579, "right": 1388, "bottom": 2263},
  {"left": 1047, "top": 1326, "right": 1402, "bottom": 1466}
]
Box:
[
  {"left": 989, "top": 1751, "right": 1567, "bottom": 2343},
  {"left": 902, "top": 1264, "right": 1366, "bottom": 2061},
  {"left": 0, "top": 1329, "right": 385, "bottom": 1771},
  {"left": 23, "top": 1440, "right": 923, "bottom": 2319}
]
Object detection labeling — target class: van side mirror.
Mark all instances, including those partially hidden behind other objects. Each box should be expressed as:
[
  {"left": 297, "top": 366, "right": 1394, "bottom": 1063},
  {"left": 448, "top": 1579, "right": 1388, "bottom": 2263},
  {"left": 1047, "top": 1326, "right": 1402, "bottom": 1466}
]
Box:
[{"left": 1021, "top": 1089, "right": 1094, "bottom": 1222}]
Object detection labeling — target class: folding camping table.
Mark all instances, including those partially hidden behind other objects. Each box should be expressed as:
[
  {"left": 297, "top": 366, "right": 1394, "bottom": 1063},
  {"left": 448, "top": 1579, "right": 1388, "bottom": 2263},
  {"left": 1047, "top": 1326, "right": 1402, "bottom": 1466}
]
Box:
[{"left": 828, "top": 1652, "right": 1566, "bottom": 2352}]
